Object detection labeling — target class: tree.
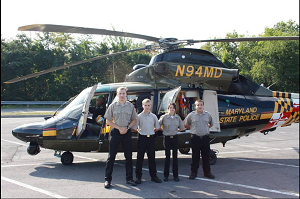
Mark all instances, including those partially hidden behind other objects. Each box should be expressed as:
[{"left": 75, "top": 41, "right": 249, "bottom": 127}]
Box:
[
  {"left": 1, "top": 32, "right": 152, "bottom": 101},
  {"left": 202, "top": 20, "right": 299, "bottom": 93},
  {"left": 103, "top": 35, "right": 151, "bottom": 83},
  {"left": 250, "top": 21, "right": 299, "bottom": 92},
  {"left": 1, "top": 34, "right": 36, "bottom": 100}
]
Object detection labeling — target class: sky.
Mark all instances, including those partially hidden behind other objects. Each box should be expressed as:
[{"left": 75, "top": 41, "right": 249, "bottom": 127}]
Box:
[{"left": 1, "top": 0, "right": 299, "bottom": 46}]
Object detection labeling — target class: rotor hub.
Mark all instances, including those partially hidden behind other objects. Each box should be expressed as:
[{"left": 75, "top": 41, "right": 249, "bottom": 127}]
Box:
[{"left": 158, "top": 38, "right": 180, "bottom": 50}]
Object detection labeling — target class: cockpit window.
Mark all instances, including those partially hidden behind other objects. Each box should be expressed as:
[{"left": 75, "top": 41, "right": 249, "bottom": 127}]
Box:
[
  {"left": 155, "top": 50, "right": 226, "bottom": 68},
  {"left": 149, "top": 54, "right": 163, "bottom": 65},
  {"left": 163, "top": 52, "right": 191, "bottom": 62},
  {"left": 56, "top": 87, "right": 92, "bottom": 120}
]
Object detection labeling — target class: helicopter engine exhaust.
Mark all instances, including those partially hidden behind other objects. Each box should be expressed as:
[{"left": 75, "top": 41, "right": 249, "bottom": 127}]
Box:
[
  {"left": 153, "top": 62, "right": 169, "bottom": 74},
  {"left": 232, "top": 69, "right": 239, "bottom": 81},
  {"left": 27, "top": 142, "right": 40, "bottom": 155}
]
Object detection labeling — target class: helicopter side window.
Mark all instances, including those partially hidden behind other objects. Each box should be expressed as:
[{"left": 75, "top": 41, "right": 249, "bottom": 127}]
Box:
[
  {"left": 111, "top": 91, "right": 153, "bottom": 114},
  {"left": 128, "top": 92, "right": 153, "bottom": 114},
  {"left": 136, "top": 92, "right": 152, "bottom": 114},
  {"left": 191, "top": 53, "right": 225, "bottom": 67}
]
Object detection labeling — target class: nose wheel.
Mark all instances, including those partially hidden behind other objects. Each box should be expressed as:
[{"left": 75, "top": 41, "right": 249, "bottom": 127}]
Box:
[
  {"left": 209, "top": 149, "right": 218, "bottom": 165},
  {"left": 61, "top": 151, "right": 74, "bottom": 165},
  {"left": 179, "top": 147, "right": 190, "bottom": 154}
]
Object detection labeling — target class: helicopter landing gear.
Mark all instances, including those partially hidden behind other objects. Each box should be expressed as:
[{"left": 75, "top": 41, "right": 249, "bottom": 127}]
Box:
[
  {"left": 61, "top": 151, "right": 74, "bottom": 165},
  {"left": 179, "top": 147, "right": 190, "bottom": 154},
  {"left": 27, "top": 142, "right": 40, "bottom": 155},
  {"left": 209, "top": 149, "right": 218, "bottom": 165}
]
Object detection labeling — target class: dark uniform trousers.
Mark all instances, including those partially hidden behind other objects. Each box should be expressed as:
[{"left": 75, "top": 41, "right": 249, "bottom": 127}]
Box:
[
  {"left": 163, "top": 135, "right": 178, "bottom": 178},
  {"left": 135, "top": 135, "right": 157, "bottom": 179},
  {"left": 105, "top": 128, "right": 133, "bottom": 182},
  {"left": 190, "top": 134, "right": 211, "bottom": 175}
]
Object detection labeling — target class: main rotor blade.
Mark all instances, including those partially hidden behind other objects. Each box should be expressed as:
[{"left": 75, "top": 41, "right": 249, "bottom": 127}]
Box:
[
  {"left": 4, "top": 47, "right": 149, "bottom": 84},
  {"left": 18, "top": 24, "right": 160, "bottom": 42},
  {"left": 193, "top": 36, "right": 299, "bottom": 43}
]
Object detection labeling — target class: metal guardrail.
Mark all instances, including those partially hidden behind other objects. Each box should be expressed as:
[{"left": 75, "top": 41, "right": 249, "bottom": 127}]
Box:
[{"left": 1, "top": 101, "right": 65, "bottom": 108}]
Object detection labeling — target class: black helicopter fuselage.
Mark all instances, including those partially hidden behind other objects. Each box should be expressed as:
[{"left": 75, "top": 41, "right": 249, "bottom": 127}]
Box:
[{"left": 12, "top": 48, "right": 299, "bottom": 159}]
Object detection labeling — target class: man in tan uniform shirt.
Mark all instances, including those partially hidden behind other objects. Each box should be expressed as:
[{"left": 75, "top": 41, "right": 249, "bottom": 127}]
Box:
[
  {"left": 104, "top": 87, "right": 138, "bottom": 188},
  {"left": 134, "top": 99, "right": 162, "bottom": 184},
  {"left": 184, "top": 99, "right": 215, "bottom": 179}
]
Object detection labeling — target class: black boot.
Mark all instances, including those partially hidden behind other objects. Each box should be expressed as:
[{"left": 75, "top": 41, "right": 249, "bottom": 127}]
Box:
[
  {"left": 188, "top": 172, "right": 197, "bottom": 180},
  {"left": 204, "top": 173, "right": 215, "bottom": 179}
]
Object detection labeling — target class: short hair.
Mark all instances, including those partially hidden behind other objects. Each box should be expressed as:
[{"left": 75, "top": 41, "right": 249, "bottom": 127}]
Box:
[
  {"left": 116, "top": 87, "right": 127, "bottom": 94},
  {"left": 195, "top": 99, "right": 204, "bottom": 105},
  {"left": 96, "top": 95, "right": 104, "bottom": 101},
  {"left": 142, "top": 98, "right": 151, "bottom": 105},
  {"left": 167, "top": 102, "right": 176, "bottom": 110}
]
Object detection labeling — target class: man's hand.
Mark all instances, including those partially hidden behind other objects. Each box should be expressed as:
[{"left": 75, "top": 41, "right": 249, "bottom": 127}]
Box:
[
  {"left": 184, "top": 125, "right": 191, "bottom": 130},
  {"left": 119, "top": 127, "right": 128, "bottom": 134},
  {"left": 131, "top": 128, "right": 138, "bottom": 133},
  {"left": 106, "top": 119, "right": 128, "bottom": 134}
]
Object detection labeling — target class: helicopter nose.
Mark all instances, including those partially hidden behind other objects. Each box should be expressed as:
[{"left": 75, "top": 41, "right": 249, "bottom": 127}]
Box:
[{"left": 12, "top": 123, "right": 43, "bottom": 143}]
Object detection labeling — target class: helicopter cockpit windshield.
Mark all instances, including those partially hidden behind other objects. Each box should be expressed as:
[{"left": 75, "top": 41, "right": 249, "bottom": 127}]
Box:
[{"left": 56, "top": 87, "right": 91, "bottom": 120}]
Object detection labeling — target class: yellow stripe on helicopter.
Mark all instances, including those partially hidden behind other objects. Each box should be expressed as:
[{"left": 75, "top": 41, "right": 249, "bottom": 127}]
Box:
[{"left": 42, "top": 130, "right": 57, "bottom": 136}]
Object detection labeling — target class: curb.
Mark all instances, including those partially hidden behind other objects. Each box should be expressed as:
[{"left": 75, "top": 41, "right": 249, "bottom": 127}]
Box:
[{"left": 1, "top": 114, "right": 52, "bottom": 118}]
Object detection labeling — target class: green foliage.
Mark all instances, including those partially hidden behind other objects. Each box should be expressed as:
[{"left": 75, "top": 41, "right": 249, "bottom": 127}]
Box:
[
  {"left": 1, "top": 21, "right": 298, "bottom": 101},
  {"left": 1, "top": 32, "right": 152, "bottom": 101},
  {"left": 202, "top": 20, "right": 299, "bottom": 92},
  {"left": 103, "top": 34, "right": 152, "bottom": 83},
  {"left": 249, "top": 21, "right": 299, "bottom": 92}
]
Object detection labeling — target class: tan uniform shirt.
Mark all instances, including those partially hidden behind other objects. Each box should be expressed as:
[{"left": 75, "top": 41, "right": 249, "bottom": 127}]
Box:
[
  {"left": 136, "top": 112, "right": 160, "bottom": 135},
  {"left": 184, "top": 111, "right": 214, "bottom": 136},
  {"left": 159, "top": 113, "right": 185, "bottom": 136},
  {"left": 104, "top": 101, "right": 138, "bottom": 128}
]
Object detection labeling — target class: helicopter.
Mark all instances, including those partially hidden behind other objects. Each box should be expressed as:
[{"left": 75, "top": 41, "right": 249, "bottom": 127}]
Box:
[{"left": 5, "top": 24, "right": 299, "bottom": 166}]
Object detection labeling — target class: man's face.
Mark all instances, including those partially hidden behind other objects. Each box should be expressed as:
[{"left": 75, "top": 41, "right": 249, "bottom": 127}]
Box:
[
  {"left": 96, "top": 98, "right": 103, "bottom": 106},
  {"left": 195, "top": 101, "right": 204, "bottom": 112},
  {"left": 117, "top": 89, "right": 127, "bottom": 101},
  {"left": 143, "top": 102, "right": 151, "bottom": 112}
]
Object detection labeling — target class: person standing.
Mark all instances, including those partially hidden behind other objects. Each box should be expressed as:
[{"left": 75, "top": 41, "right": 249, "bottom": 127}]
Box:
[
  {"left": 159, "top": 102, "right": 185, "bottom": 182},
  {"left": 184, "top": 99, "right": 215, "bottom": 179},
  {"left": 103, "top": 87, "right": 138, "bottom": 188},
  {"left": 134, "top": 99, "right": 162, "bottom": 184}
]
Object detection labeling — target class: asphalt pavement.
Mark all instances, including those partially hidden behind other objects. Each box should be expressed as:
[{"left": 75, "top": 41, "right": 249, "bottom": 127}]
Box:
[{"left": 1, "top": 116, "right": 299, "bottom": 198}]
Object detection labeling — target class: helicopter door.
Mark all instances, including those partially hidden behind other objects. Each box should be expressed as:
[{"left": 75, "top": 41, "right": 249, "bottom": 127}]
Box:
[
  {"left": 76, "top": 84, "right": 98, "bottom": 139},
  {"left": 158, "top": 86, "right": 181, "bottom": 115},
  {"left": 203, "top": 90, "right": 220, "bottom": 132}
]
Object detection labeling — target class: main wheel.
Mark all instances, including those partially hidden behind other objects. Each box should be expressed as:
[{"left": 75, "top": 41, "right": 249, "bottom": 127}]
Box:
[
  {"left": 179, "top": 147, "right": 190, "bottom": 154},
  {"left": 209, "top": 150, "right": 217, "bottom": 165},
  {"left": 61, "top": 151, "right": 74, "bottom": 165}
]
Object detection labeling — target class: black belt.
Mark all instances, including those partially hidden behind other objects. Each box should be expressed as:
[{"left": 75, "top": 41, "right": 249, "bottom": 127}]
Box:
[
  {"left": 164, "top": 135, "right": 177, "bottom": 138},
  {"left": 192, "top": 134, "right": 209, "bottom": 139},
  {"left": 139, "top": 134, "right": 155, "bottom": 138}
]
